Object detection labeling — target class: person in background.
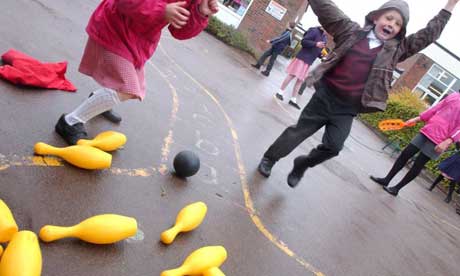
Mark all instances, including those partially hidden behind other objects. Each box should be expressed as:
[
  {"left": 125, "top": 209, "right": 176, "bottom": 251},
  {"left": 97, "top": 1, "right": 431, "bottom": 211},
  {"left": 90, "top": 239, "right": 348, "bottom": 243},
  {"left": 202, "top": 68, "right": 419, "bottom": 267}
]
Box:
[
  {"left": 251, "top": 22, "right": 296, "bottom": 77},
  {"left": 371, "top": 92, "right": 460, "bottom": 196},
  {"left": 428, "top": 143, "right": 460, "bottom": 203},
  {"left": 275, "top": 26, "right": 327, "bottom": 110}
]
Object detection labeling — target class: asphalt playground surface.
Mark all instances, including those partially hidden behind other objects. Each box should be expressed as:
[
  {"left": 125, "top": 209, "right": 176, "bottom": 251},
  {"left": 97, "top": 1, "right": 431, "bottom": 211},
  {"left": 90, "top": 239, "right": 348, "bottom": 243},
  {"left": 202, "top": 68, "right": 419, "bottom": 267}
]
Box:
[{"left": 1, "top": 1, "right": 460, "bottom": 275}]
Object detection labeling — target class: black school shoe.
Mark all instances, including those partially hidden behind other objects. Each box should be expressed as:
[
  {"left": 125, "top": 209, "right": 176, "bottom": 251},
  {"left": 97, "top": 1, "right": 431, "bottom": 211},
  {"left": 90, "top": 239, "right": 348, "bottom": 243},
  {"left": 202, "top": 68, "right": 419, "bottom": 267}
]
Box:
[
  {"left": 257, "top": 157, "right": 275, "bottom": 177},
  {"left": 288, "top": 100, "right": 301, "bottom": 110},
  {"left": 261, "top": 70, "right": 270, "bottom": 76},
  {"left": 383, "top": 186, "right": 399, "bottom": 196},
  {"left": 287, "top": 156, "right": 309, "bottom": 188},
  {"left": 55, "top": 114, "right": 88, "bottom": 145},
  {"left": 369, "top": 175, "right": 389, "bottom": 187},
  {"left": 88, "top": 92, "right": 122, "bottom": 123}
]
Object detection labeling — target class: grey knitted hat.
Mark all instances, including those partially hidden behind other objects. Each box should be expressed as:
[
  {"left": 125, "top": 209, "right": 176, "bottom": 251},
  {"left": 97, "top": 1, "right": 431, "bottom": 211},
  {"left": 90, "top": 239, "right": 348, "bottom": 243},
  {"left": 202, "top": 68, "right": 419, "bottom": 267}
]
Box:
[{"left": 365, "top": 0, "right": 410, "bottom": 38}]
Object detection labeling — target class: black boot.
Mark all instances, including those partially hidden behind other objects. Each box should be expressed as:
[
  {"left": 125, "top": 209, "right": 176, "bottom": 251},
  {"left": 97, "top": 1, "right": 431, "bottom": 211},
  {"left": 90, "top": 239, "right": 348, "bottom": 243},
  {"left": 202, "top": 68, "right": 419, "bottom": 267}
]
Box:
[
  {"left": 383, "top": 185, "right": 399, "bottom": 196},
  {"left": 251, "top": 63, "right": 261, "bottom": 70},
  {"left": 445, "top": 181, "right": 456, "bottom": 203},
  {"left": 55, "top": 114, "right": 88, "bottom": 145},
  {"left": 261, "top": 70, "right": 270, "bottom": 76},
  {"left": 369, "top": 175, "right": 389, "bottom": 187},
  {"left": 89, "top": 92, "right": 122, "bottom": 123},
  {"left": 287, "top": 156, "right": 309, "bottom": 188},
  {"left": 429, "top": 175, "right": 443, "bottom": 191},
  {"left": 288, "top": 100, "right": 301, "bottom": 110},
  {"left": 258, "top": 157, "right": 275, "bottom": 177}
]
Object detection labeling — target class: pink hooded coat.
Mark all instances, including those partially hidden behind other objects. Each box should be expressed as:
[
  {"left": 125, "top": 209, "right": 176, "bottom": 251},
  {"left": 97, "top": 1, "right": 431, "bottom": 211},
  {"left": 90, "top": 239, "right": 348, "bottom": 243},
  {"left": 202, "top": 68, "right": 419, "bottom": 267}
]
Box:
[
  {"left": 86, "top": 0, "right": 208, "bottom": 69},
  {"left": 419, "top": 92, "right": 460, "bottom": 145}
]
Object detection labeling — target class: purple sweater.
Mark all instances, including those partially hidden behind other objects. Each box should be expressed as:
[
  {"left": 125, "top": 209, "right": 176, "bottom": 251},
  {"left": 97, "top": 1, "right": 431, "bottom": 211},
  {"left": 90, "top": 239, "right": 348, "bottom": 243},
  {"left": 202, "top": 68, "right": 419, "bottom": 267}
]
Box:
[
  {"left": 295, "top": 27, "right": 327, "bottom": 65},
  {"left": 323, "top": 37, "right": 382, "bottom": 105}
]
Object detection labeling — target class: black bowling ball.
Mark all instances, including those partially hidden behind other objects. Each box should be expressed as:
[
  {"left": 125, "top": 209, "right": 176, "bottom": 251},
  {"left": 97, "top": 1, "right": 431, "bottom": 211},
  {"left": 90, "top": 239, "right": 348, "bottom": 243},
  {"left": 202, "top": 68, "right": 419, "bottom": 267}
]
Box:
[{"left": 173, "top": 151, "right": 200, "bottom": 177}]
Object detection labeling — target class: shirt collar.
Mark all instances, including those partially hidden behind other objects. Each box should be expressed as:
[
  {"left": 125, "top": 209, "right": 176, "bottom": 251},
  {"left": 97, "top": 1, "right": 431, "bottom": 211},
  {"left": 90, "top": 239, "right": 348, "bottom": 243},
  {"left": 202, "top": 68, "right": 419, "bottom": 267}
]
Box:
[{"left": 367, "top": 30, "right": 383, "bottom": 49}]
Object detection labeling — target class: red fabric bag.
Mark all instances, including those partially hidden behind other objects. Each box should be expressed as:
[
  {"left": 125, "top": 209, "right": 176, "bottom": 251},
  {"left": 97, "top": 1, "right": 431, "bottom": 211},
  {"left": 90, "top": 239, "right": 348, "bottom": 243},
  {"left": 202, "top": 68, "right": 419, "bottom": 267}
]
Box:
[{"left": 0, "top": 49, "right": 76, "bottom": 91}]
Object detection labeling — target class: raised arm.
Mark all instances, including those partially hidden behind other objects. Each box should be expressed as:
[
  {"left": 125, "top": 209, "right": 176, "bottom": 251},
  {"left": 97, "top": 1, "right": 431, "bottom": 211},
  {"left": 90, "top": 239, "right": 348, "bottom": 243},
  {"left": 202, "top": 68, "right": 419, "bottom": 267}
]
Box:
[
  {"left": 398, "top": 0, "right": 459, "bottom": 62},
  {"left": 398, "top": 9, "right": 452, "bottom": 61},
  {"left": 308, "top": 0, "right": 359, "bottom": 41},
  {"left": 169, "top": 0, "right": 219, "bottom": 40}
]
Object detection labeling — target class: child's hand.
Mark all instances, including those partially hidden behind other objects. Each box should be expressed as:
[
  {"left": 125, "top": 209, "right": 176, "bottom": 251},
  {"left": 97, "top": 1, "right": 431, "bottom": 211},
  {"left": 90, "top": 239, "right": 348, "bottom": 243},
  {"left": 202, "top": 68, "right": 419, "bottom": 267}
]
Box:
[
  {"left": 165, "top": 1, "right": 190, "bottom": 29},
  {"left": 316, "top": 41, "right": 326, "bottom": 48},
  {"left": 435, "top": 138, "right": 453, "bottom": 153},
  {"left": 199, "top": 0, "right": 219, "bottom": 16},
  {"left": 404, "top": 116, "right": 420, "bottom": 126},
  {"left": 445, "top": 0, "right": 459, "bottom": 12}
]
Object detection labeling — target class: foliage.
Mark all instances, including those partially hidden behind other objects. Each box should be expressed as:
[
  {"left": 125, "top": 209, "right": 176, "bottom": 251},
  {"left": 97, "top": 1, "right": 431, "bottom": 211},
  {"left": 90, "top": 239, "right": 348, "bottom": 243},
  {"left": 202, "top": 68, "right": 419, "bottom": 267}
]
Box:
[{"left": 205, "top": 16, "right": 255, "bottom": 56}]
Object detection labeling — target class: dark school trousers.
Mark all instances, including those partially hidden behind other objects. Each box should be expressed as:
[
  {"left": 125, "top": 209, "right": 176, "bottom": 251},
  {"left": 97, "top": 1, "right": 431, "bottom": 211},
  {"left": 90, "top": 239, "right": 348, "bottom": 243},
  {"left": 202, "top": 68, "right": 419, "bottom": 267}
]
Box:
[
  {"left": 255, "top": 47, "right": 279, "bottom": 72},
  {"left": 263, "top": 80, "right": 358, "bottom": 170}
]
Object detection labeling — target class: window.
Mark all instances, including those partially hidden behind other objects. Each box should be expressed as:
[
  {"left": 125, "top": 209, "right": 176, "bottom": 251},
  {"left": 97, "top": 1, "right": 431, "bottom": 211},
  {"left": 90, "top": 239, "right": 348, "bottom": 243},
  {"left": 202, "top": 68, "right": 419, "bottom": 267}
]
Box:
[{"left": 413, "top": 64, "right": 458, "bottom": 106}]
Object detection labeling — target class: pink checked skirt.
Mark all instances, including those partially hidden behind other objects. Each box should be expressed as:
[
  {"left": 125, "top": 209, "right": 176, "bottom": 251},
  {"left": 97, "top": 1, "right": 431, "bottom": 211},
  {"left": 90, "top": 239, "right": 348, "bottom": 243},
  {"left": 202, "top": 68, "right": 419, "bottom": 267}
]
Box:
[
  {"left": 286, "top": 58, "right": 310, "bottom": 82},
  {"left": 79, "top": 38, "right": 146, "bottom": 100}
]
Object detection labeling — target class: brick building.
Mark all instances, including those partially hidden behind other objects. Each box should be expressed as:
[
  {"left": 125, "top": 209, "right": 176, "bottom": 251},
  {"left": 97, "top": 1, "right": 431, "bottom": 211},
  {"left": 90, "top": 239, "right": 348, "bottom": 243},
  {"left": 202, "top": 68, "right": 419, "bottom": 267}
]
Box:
[
  {"left": 392, "top": 43, "right": 460, "bottom": 106},
  {"left": 214, "top": 0, "right": 309, "bottom": 56}
]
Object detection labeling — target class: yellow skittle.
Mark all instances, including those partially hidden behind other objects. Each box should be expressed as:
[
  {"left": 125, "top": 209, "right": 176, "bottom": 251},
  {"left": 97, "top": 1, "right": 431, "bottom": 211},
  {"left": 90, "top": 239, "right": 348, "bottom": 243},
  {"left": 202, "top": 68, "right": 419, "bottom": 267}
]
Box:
[
  {"left": 39, "top": 214, "right": 137, "bottom": 244},
  {"left": 0, "top": 231, "right": 42, "bottom": 276},
  {"left": 34, "top": 142, "right": 111, "bottom": 170},
  {"left": 160, "top": 246, "right": 227, "bottom": 276},
  {"left": 161, "top": 202, "right": 207, "bottom": 245},
  {"left": 0, "top": 200, "right": 18, "bottom": 243},
  {"left": 77, "top": 131, "right": 127, "bottom": 152},
  {"left": 203, "top": 267, "right": 226, "bottom": 276}
]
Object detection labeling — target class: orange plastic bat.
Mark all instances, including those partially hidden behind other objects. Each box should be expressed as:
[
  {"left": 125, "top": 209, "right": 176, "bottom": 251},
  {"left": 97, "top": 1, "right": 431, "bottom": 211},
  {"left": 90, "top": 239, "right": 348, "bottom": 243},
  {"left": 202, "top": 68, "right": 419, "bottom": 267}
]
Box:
[{"left": 378, "top": 119, "right": 416, "bottom": 131}]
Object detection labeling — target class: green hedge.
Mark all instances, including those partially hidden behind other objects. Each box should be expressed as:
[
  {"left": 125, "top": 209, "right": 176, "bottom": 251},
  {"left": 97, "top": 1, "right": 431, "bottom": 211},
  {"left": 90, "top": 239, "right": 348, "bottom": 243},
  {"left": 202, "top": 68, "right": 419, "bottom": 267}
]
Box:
[
  {"left": 205, "top": 16, "right": 255, "bottom": 56},
  {"left": 359, "top": 87, "right": 457, "bottom": 178}
]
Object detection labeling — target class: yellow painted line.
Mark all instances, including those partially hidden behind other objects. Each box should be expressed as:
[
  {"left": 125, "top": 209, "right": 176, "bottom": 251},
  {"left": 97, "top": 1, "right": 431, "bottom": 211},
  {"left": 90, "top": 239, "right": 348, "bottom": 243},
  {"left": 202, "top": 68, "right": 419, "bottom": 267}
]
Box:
[
  {"left": 159, "top": 44, "right": 326, "bottom": 276},
  {"left": 0, "top": 155, "right": 63, "bottom": 170},
  {"left": 147, "top": 60, "right": 179, "bottom": 166},
  {"left": 1, "top": 153, "right": 159, "bottom": 177}
]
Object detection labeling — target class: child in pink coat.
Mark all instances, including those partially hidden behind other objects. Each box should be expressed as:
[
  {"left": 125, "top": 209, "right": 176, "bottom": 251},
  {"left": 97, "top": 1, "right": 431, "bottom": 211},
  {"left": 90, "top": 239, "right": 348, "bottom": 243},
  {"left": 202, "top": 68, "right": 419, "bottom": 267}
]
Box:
[
  {"left": 371, "top": 92, "right": 460, "bottom": 196},
  {"left": 55, "top": 0, "right": 219, "bottom": 145}
]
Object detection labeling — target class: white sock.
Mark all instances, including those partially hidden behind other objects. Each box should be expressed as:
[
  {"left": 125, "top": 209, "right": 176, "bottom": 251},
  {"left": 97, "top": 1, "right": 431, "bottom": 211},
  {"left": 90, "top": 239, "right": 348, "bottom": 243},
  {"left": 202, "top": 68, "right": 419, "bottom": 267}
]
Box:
[
  {"left": 276, "top": 91, "right": 284, "bottom": 96},
  {"left": 290, "top": 97, "right": 297, "bottom": 103},
  {"left": 65, "top": 88, "right": 120, "bottom": 125}
]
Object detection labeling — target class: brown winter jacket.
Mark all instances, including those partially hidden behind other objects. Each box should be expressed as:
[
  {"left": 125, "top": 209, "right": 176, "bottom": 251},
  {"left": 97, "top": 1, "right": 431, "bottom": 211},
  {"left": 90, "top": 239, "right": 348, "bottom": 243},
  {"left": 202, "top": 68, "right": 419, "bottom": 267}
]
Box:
[{"left": 305, "top": 0, "right": 451, "bottom": 113}]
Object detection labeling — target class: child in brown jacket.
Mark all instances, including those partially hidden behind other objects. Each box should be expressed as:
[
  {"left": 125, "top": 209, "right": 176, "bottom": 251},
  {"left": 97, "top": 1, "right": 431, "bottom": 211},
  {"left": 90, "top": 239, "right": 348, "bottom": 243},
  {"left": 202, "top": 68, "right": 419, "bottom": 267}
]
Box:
[{"left": 258, "top": 0, "right": 459, "bottom": 188}]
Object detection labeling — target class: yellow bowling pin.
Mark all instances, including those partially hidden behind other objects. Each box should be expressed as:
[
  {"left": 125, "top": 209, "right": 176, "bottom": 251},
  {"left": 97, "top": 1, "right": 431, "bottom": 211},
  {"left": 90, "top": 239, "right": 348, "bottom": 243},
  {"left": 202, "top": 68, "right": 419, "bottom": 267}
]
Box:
[
  {"left": 0, "top": 200, "right": 18, "bottom": 243},
  {"left": 77, "top": 131, "right": 127, "bottom": 152},
  {"left": 34, "top": 142, "right": 111, "bottom": 170},
  {"left": 203, "top": 267, "right": 226, "bottom": 276},
  {"left": 39, "top": 214, "right": 137, "bottom": 244},
  {"left": 161, "top": 246, "right": 227, "bottom": 276},
  {"left": 161, "top": 202, "right": 207, "bottom": 245},
  {"left": 0, "top": 231, "right": 42, "bottom": 276}
]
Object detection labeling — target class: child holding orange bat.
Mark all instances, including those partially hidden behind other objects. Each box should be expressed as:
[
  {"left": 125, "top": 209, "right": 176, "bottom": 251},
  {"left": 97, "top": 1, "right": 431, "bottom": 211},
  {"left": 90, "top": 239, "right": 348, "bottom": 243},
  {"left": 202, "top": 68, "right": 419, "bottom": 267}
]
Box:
[
  {"left": 54, "top": 0, "right": 219, "bottom": 145},
  {"left": 371, "top": 91, "right": 460, "bottom": 196},
  {"left": 258, "top": 0, "right": 458, "bottom": 188}
]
